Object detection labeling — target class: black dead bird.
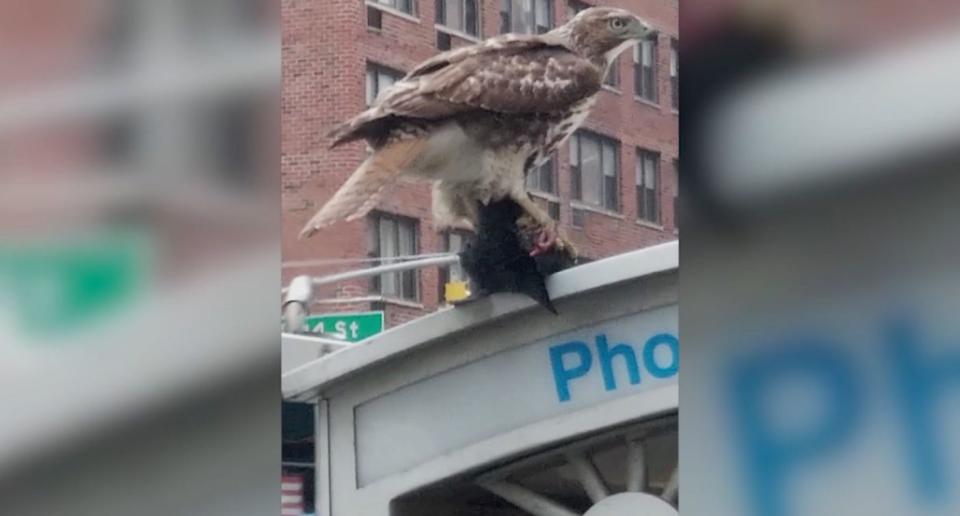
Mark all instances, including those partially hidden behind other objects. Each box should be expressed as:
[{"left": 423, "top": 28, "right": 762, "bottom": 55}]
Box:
[{"left": 458, "top": 197, "right": 577, "bottom": 314}]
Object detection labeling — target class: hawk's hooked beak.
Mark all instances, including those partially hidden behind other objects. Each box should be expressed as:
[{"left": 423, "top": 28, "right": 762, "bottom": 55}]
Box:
[{"left": 629, "top": 18, "right": 657, "bottom": 41}]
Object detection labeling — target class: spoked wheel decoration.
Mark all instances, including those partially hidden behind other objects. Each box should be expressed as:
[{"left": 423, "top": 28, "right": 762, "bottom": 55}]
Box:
[{"left": 476, "top": 417, "right": 677, "bottom": 516}]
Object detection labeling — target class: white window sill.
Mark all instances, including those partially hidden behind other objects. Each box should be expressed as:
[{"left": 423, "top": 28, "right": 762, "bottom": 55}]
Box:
[
  {"left": 601, "top": 84, "right": 621, "bottom": 94},
  {"left": 365, "top": 2, "right": 420, "bottom": 24},
  {"left": 634, "top": 96, "right": 661, "bottom": 110},
  {"left": 530, "top": 191, "right": 560, "bottom": 203},
  {"left": 635, "top": 219, "right": 664, "bottom": 231},
  {"left": 435, "top": 24, "right": 482, "bottom": 43},
  {"left": 571, "top": 201, "right": 624, "bottom": 220},
  {"left": 373, "top": 295, "right": 424, "bottom": 309}
]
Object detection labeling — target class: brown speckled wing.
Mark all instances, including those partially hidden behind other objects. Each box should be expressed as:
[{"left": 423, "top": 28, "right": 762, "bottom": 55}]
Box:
[
  {"left": 329, "top": 37, "right": 602, "bottom": 147},
  {"left": 393, "top": 46, "right": 603, "bottom": 116}
]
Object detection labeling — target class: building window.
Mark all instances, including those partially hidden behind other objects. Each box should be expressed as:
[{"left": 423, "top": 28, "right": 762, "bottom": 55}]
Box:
[
  {"left": 571, "top": 131, "right": 619, "bottom": 211},
  {"left": 526, "top": 155, "right": 556, "bottom": 194},
  {"left": 501, "top": 0, "right": 553, "bottom": 34},
  {"left": 366, "top": 64, "right": 404, "bottom": 106},
  {"left": 370, "top": 213, "right": 419, "bottom": 301},
  {"left": 437, "top": 0, "right": 479, "bottom": 36},
  {"left": 367, "top": 6, "right": 383, "bottom": 29},
  {"left": 370, "top": 0, "right": 416, "bottom": 16},
  {"left": 437, "top": 31, "right": 452, "bottom": 50},
  {"left": 634, "top": 38, "right": 658, "bottom": 102},
  {"left": 604, "top": 58, "right": 620, "bottom": 88},
  {"left": 670, "top": 39, "right": 679, "bottom": 109},
  {"left": 571, "top": 207, "right": 585, "bottom": 228},
  {"left": 673, "top": 159, "right": 679, "bottom": 231},
  {"left": 636, "top": 149, "right": 660, "bottom": 224}
]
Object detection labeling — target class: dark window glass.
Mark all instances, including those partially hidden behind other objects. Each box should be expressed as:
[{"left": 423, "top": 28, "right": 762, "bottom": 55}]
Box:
[
  {"left": 501, "top": 0, "right": 553, "bottom": 34},
  {"left": 636, "top": 149, "right": 661, "bottom": 224},
  {"left": 526, "top": 155, "right": 556, "bottom": 194},
  {"left": 604, "top": 57, "right": 620, "bottom": 88},
  {"left": 634, "top": 39, "right": 658, "bottom": 102},
  {"left": 673, "top": 159, "right": 679, "bottom": 231},
  {"left": 370, "top": 213, "right": 420, "bottom": 300},
  {"left": 571, "top": 131, "right": 620, "bottom": 211},
  {"left": 572, "top": 207, "right": 585, "bottom": 228},
  {"left": 367, "top": 6, "right": 383, "bottom": 28},
  {"left": 548, "top": 201, "right": 560, "bottom": 221},
  {"left": 670, "top": 39, "right": 679, "bottom": 109},
  {"left": 437, "top": 0, "right": 479, "bottom": 36},
  {"left": 500, "top": 0, "right": 511, "bottom": 33},
  {"left": 365, "top": 63, "right": 404, "bottom": 106},
  {"left": 437, "top": 31, "right": 451, "bottom": 50},
  {"left": 372, "top": 0, "right": 415, "bottom": 15}
]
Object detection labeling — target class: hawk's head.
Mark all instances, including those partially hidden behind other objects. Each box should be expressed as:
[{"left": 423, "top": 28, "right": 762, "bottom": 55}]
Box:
[{"left": 563, "top": 7, "right": 657, "bottom": 65}]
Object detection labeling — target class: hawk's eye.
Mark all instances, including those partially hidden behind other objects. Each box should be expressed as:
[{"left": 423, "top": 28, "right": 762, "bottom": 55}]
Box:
[{"left": 609, "top": 18, "right": 626, "bottom": 30}]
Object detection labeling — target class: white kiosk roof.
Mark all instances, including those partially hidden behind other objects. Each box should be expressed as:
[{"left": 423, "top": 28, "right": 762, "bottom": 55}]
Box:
[{"left": 282, "top": 241, "right": 678, "bottom": 401}]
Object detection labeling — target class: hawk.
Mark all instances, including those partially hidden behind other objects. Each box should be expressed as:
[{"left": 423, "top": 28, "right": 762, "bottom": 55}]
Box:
[{"left": 300, "top": 7, "right": 656, "bottom": 255}]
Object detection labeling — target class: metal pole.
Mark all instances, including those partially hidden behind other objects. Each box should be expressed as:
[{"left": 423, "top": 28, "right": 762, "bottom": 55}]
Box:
[
  {"left": 310, "top": 255, "right": 460, "bottom": 286},
  {"left": 281, "top": 255, "right": 460, "bottom": 330}
]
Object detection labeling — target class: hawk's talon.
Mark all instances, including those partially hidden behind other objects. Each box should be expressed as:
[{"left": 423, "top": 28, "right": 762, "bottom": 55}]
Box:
[{"left": 530, "top": 223, "right": 558, "bottom": 257}]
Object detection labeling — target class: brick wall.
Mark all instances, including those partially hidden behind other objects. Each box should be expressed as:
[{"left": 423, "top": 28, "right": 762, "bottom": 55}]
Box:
[{"left": 281, "top": 0, "right": 679, "bottom": 325}]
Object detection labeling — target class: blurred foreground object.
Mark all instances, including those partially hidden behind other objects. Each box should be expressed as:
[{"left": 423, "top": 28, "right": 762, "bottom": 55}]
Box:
[
  {"left": 681, "top": 2, "right": 960, "bottom": 516},
  {"left": 0, "top": 1, "right": 280, "bottom": 515}
]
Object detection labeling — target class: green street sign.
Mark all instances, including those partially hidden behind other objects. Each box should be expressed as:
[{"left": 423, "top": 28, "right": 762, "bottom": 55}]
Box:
[
  {"left": 304, "top": 311, "right": 384, "bottom": 342},
  {"left": 0, "top": 232, "right": 147, "bottom": 338}
]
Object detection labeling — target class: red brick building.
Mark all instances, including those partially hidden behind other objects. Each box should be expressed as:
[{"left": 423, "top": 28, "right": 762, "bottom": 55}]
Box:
[{"left": 282, "top": 0, "right": 678, "bottom": 327}]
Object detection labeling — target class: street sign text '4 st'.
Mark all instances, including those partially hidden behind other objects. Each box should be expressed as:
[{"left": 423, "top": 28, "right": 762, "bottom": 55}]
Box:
[{"left": 305, "top": 311, "right": 384, "bottom": 342}]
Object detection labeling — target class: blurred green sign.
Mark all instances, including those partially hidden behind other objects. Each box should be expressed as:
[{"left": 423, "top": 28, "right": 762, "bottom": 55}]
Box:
[
  {"left": 0, "top": 233, "right": 147, "bottom": 336},
  {"left": 305, "top": 311, "right": 383, "bottom": 342}
]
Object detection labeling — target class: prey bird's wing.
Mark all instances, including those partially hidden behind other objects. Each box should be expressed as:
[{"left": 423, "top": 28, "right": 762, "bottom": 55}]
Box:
[{"left": 329, "top": 37, "right": 603, "bottom": 146}]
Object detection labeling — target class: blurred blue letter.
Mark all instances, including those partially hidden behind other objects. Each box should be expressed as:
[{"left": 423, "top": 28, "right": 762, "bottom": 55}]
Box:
[
  {"left": 730, "top": 338, "right": 862, "bottom": 516},
  {"left": 550, "top": 341, "right": 593, "bottom": 402}
]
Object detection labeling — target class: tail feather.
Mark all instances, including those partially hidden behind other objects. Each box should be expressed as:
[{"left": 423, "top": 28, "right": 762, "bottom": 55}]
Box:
[{"left": 299, "top": 138, "right": 424, "bottom": 239}]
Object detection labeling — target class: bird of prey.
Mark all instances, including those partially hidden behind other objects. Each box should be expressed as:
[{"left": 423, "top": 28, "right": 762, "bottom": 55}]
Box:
[{"left": 299, "top": 7, "right": 656, "bottom": 256}]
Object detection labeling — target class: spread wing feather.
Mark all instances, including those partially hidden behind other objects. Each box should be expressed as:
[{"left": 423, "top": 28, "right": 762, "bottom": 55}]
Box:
[
  {"left": 299, "top": 138, "right": 426, "bottom": 238},
  {"left": 329, "top": 36, "right": 602, "bottom": 147}
]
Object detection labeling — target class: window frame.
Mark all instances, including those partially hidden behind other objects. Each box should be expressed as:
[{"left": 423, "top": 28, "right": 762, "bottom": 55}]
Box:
[
  {"left": 673, "top": 158, "right": 679, "bottom": 232},
  {"left": 636, "top": 148, "right": 661, "bottom": 224},
  {"left": 436, "top": 0, "right": 480, "bottom": 37},
  {"left": 367, "top": 0, "right": 417, "bottom": 17},
  {"left": 670, "top": 38, "right": 679, "bottom": 110},
  {"left": 365, "top": 63, "right": 405, "bottom": 106},
  {"left": 604, "top": 57, "right": 621, "bottom": 89},
  {"left": 369, "top": 212, "right": 420, "bottom": 301},
  {"left": 500, "top": 0, "right": 554, "bottom": 35},
  {"left": 570, "top": 130, "right": 621, "bottom": 212},
  {"left": 526, "top": 154, "right": 557, "bottom": 194},
  {"left": 634, "top": 38, "right": 659, "bottom": 103}
]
